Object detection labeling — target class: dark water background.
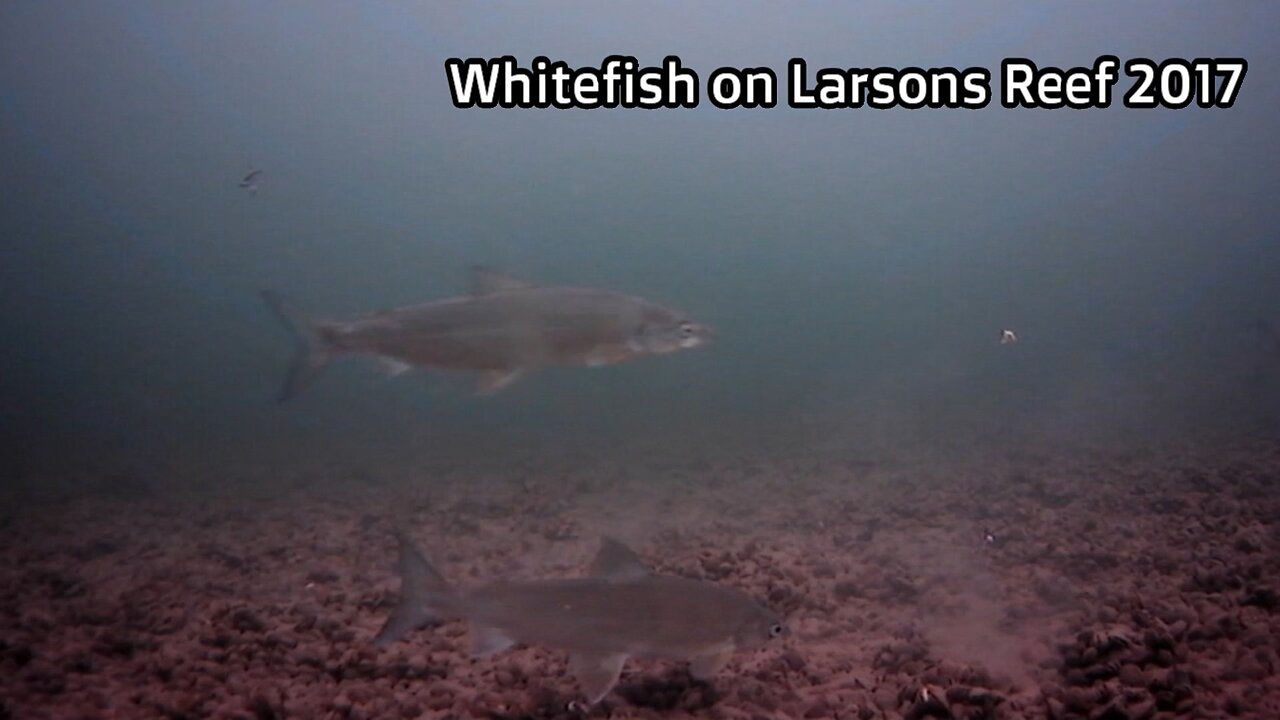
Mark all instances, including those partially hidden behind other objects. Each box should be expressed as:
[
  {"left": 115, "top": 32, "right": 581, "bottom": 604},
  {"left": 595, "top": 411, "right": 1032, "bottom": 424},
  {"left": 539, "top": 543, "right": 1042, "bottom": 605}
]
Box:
[{"left": 2, "top": 2, "right": 1278, "bottom": 488}]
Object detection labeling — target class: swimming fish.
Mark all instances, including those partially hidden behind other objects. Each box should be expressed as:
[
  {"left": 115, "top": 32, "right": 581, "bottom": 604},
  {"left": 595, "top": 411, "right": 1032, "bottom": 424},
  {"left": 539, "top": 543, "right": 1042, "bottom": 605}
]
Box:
[
  {"left": 261, "top": 267, "right": 712, "bottom": 402},
  {"left": 1000, "top": 329, "right": 1018, "bottom": 345},
  {"left": 239, "top": 167, "right": 263, "bottom": 193},
  {"left": 373, "top": 534, "right": 786, "bottom": 705}
]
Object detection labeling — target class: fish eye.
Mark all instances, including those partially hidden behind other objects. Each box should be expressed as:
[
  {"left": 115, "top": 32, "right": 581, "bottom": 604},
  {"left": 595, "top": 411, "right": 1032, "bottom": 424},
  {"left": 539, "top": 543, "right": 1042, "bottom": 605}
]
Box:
[
  {"left": 769, "top": 623, "right": 784, "bottom": 638},
  {"left": 679, "top": 322, "right": 695, "bottom": 336}
]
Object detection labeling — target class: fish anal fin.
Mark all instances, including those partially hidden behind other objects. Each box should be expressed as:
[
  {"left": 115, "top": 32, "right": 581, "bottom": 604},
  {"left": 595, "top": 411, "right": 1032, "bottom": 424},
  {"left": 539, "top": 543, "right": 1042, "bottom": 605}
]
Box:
[
  {"left": 474, "top": 369, "right": 523, "bottom": 396},
  {"left": 689, "top": 647, "right": 732, "bottom": 680},
  {"left": 471, "top": 266, "right": 534, "bottom": 295},
  {"left": 588, "top": 537, "right": 650, "bottom": 581},
  {"left": 569, "top": 652, "right": 627, "bottom": 706},
  {"left": 470, "top": 625, "right": 515, "bottom": 657},
  {"left": 375, "top": 356, "right": 414, "bottom": 377}
]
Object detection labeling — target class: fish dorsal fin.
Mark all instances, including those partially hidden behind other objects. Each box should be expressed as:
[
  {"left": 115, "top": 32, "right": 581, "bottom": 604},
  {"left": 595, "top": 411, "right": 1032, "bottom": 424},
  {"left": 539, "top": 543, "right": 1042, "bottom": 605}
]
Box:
[
  {"left": 371, "top": 532, "right": 448, "bottom": 648},
  {"left": 470, "top": 266, "right": 534, "bottom": 295},
  {"left": 589, "top": 536, "right": 650, "bottom": 581}
]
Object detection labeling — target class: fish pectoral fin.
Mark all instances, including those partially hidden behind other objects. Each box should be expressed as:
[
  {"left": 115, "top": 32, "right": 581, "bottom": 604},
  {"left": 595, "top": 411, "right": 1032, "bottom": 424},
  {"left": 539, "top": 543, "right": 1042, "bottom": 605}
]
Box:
[
  {"left": 588, "top": 537, "right": 650, "bottom": 581},
  {"left": 469, "top": 625, "right": 515, "bottom": 656},
  {"left": 470, "top": 266, "right": 534, "bottom": 295},
  {"left": 569, "top": 652, "right": 628, "bottom": 706},
  {"left": 585, "top": 346, "right": 631, "bottom": 367},
  {"left": 474, "top": 369, "right": 523, "bottom": 396},
  {"left": 689, "top": 648, "right": 732, "bottom": 680},
  {"left": 375, "top": 357, "right": 414, "bottom": 377}
]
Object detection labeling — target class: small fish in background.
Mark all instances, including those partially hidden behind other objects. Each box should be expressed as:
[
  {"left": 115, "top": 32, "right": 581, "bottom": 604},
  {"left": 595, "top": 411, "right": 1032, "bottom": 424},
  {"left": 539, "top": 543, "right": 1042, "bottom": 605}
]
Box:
[
  {"left": 239, "top": 167, "right": 263, "bottom": 194},
  {"left": 260, "top": 266, "right": 713, "bottom": 402},
  {"left": 1000, "top": 329, "right": 1018, "bottom": 345},
  {"left": 373, "top": 534, "right": 786, "bottom": 706}
]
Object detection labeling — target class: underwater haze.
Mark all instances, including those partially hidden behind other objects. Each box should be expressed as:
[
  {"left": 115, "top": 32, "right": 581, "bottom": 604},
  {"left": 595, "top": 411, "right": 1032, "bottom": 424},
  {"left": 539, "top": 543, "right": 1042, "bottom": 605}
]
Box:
[
  {"left": 3, "top": 2, "right": 1278, "bottom": 480},
  {"left": 3, "top": 3, "right": 1280, "bottom": 717}
]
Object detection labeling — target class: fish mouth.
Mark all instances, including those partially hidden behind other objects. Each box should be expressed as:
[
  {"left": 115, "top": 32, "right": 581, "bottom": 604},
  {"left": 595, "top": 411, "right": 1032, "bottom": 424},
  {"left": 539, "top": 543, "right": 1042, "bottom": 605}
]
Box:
[{"left": 682, "top": 324, "right": 714, "bottom": 348}]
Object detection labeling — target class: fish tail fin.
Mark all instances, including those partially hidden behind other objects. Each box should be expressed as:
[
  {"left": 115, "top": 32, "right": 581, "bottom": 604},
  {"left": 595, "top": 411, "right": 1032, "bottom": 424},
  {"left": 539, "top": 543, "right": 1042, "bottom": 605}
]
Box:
[
  {"left": 372, "top": 531, "right": 454, "bottom": 648},
  {"left": 260, "top": 290, "right": 335, "bottom": 403}
]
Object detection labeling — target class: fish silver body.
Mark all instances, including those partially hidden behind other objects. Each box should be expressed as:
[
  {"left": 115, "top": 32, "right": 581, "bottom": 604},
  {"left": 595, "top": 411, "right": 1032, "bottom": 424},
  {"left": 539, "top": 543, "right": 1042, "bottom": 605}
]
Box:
[
  {"left": 261, "top": 267, "right": 712, "bottom": 401},
  {"left": 373, "top": 535, "right": 785, "bottom": 705}
]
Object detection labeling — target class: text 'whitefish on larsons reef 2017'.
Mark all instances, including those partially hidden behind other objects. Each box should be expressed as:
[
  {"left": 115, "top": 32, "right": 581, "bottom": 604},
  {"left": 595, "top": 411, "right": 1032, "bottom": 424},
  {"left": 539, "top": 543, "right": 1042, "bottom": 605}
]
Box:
[{"left": 444, "top": 55, "right": 1247, "bottom": 111}]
